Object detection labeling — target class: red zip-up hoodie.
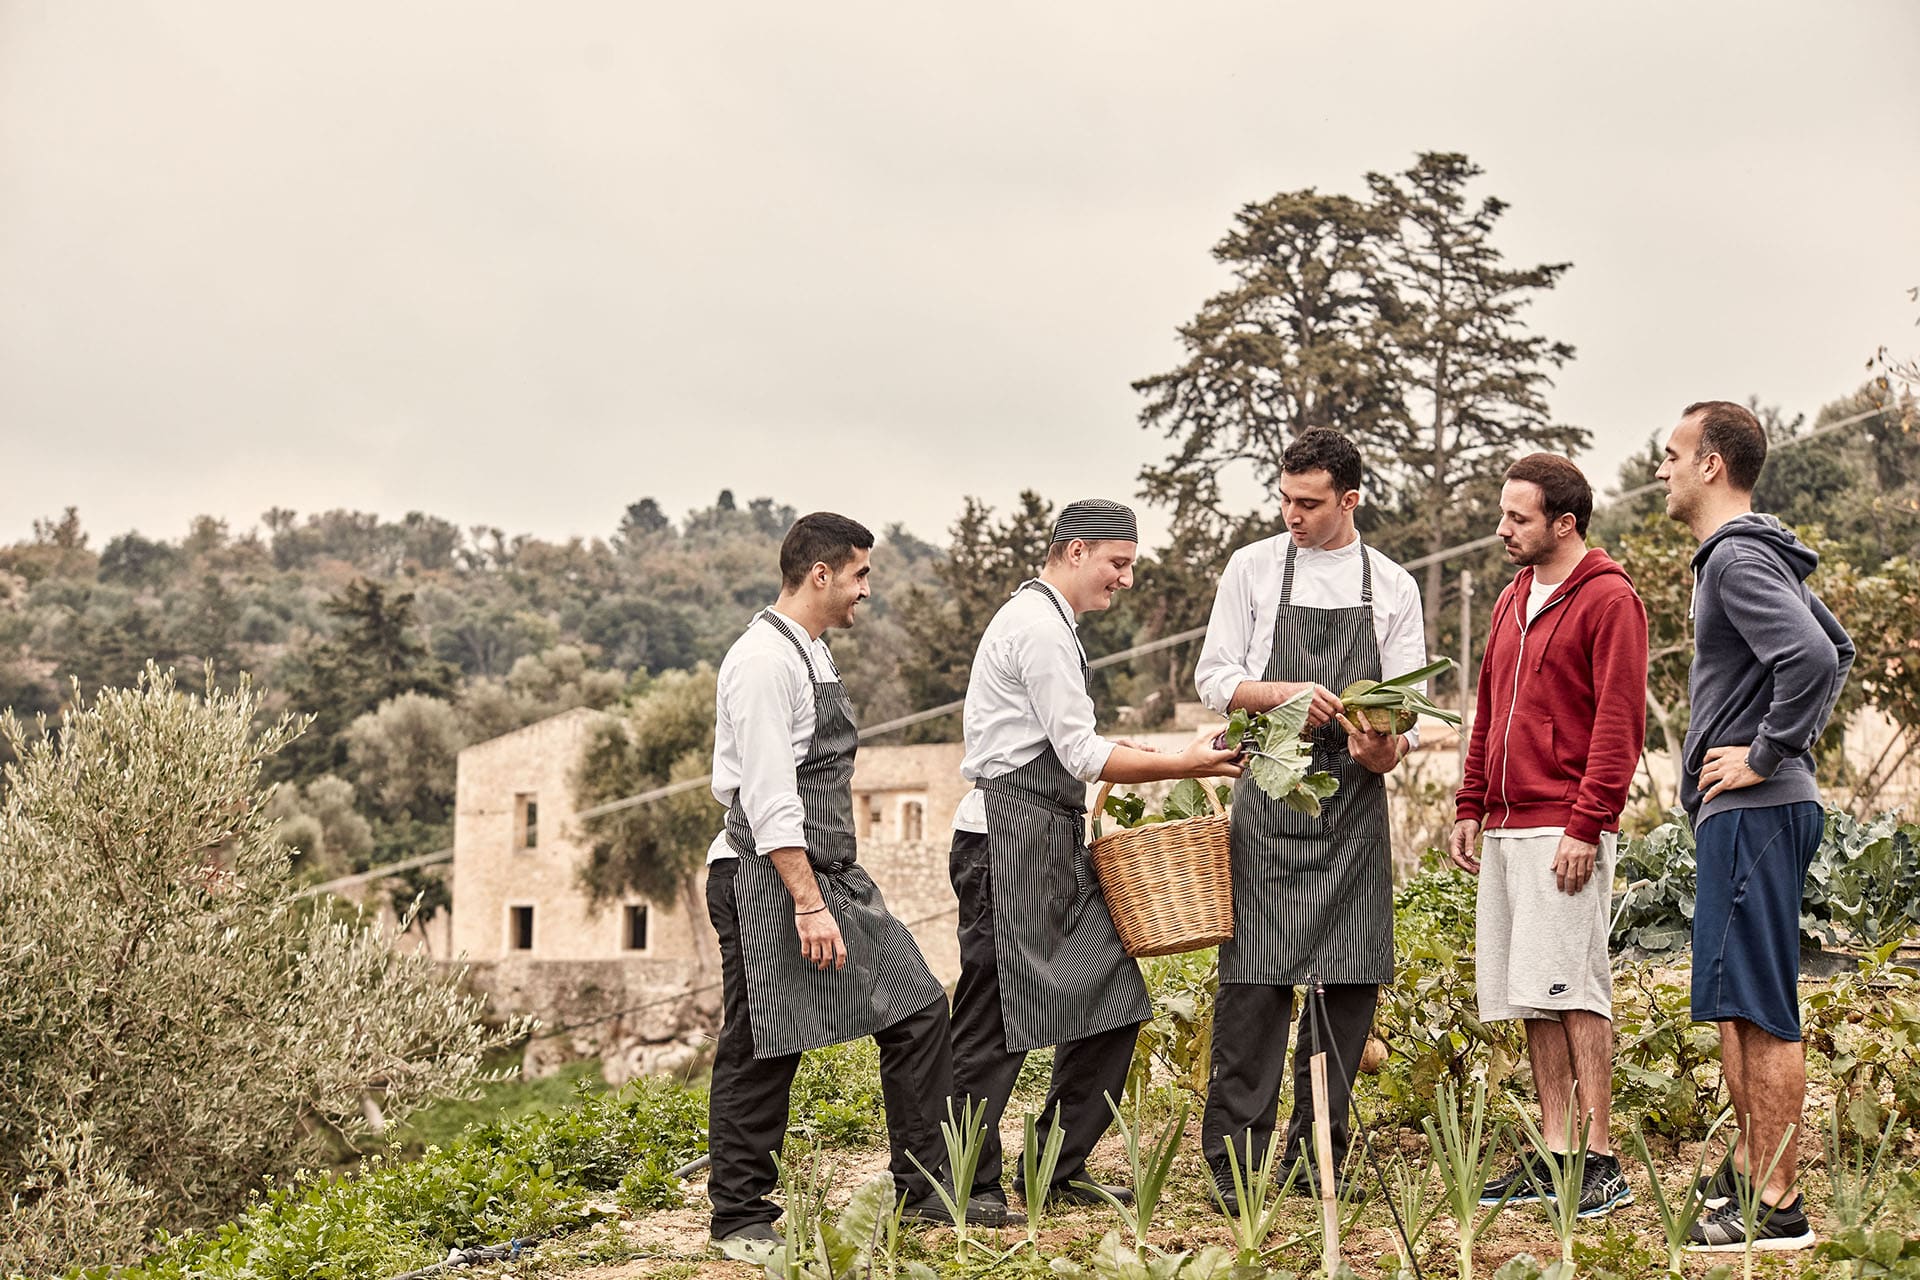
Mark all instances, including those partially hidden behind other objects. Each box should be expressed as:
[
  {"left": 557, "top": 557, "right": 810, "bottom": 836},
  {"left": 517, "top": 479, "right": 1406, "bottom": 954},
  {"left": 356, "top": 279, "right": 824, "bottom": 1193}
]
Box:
[{"left": 1455, "top": 547, "right": 1649, "bottom": 844}]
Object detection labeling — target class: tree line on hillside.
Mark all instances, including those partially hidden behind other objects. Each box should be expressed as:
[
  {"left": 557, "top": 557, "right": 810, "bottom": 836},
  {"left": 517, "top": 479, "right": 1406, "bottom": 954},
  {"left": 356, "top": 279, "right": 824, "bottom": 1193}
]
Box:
[{"left": 4, "top": 150, "right": 1917, "bottom": 932}]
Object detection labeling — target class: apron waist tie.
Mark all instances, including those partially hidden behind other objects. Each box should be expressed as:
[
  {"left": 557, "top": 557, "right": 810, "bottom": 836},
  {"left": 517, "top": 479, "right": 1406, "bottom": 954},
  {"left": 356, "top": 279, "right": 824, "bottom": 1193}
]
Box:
[{"left": 977, "top": 776, "right": 1085, "bottom": 822}]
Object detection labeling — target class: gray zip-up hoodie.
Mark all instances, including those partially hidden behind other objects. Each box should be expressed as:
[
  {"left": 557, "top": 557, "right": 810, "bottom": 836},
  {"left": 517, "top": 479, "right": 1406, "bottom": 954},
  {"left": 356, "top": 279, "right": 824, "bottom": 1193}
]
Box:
[{"left": 1683, "top": 513, "right": 1855, "bottom": 824}]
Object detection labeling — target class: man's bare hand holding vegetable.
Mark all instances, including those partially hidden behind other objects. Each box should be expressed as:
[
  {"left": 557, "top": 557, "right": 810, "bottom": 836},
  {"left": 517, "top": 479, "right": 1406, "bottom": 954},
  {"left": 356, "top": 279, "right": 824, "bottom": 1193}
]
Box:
[
  {"left": 1228, "top": 678, "right": 1344, "bottom": 729},
  {"left": 1334, "top": 714, "right": 1407, "bottom": 773}
]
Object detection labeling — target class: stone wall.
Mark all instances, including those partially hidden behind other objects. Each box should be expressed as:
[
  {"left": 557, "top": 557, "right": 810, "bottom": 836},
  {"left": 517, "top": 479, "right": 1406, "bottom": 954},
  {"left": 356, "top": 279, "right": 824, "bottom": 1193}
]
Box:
[{"left": 465, "top": 953, "right": 715, "bottom": 1084}]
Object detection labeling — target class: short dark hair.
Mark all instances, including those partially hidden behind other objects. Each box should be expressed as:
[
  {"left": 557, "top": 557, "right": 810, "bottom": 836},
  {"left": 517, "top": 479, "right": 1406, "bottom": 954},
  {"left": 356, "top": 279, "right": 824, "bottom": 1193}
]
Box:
[
  {"left": 1684, "top": 400, "right": 1768, "bottom": 493},
  {"left": 1505, "top": 453, "right": 1593, "bottom": 537},
  {"left": 779, "top": 512, "right": 874, "bottom": 590},
  {"left": 1280, "top": 428, "right": 1363, "bottom": 494}
]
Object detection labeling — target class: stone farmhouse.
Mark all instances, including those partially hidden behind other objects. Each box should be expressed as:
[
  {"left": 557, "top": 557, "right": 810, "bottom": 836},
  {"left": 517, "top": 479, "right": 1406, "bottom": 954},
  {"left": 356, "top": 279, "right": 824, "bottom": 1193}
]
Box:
[{"left": 450, "top": 708, "right": 975, "bottom": 1080}]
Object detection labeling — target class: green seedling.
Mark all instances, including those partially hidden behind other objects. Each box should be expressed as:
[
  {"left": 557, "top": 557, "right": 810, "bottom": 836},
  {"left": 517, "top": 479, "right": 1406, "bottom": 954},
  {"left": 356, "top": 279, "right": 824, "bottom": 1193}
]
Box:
[
  {"left": 1075, "top": 1092, "right": 1188, "bottom": 1253},
  {"left": 1513, "top": 1090, "right": 1590, "bottom": 1267},
  {"left": 722, "top": 1147, "right": 837, "bottom": 1279},
  {"left": 1727, "top": 1123, "right": 1796, "bottom": 1280},
  {"left": 1386, "top": 1154, "right": 1443, "bottom": 1274},
  {"left": 903, "top": 1095, "right": 994, "bottom": 1263},
  {"left": 1018, "top": 1105, "right": 1068, "bottom": 1248},
  {"left": 1423, "top": 1079, "right": 1512, "bottom": 1280},
  {"left": 1630, "top": 1106, "right": 1730, "bottom": 1274},
  {"left": 1824, "top": 1106, "right": 1901, "bottom": 1233},
  {"left": 1215, "top": 1128, "right": 1302, "bottom": 1265}
]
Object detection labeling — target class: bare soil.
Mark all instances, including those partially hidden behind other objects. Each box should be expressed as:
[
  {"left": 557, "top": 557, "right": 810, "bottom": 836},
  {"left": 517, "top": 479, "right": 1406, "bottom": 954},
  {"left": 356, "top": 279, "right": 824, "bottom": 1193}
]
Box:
[{"left": 553, "top": 1118, "right": 1853, "bottom": 1278}]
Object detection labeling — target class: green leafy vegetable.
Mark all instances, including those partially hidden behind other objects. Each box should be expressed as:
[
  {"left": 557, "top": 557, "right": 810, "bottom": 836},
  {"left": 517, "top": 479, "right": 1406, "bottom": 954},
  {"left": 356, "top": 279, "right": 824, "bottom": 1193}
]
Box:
[
  {"left": 1227, "top": 688, "right": 1341, "bottom": 816},
  {"left": 1341, "top": 657, "right": 1462, "bottom": 732},
  {"left": 1095, "top": 691, "right": 1339, "bottom": 835},
  {"left": 1162, "top": 778, "right": 1229, "bottom": 821},
  {"left": 1101, "top": 791, "right": 1149, "bottom": 830}
]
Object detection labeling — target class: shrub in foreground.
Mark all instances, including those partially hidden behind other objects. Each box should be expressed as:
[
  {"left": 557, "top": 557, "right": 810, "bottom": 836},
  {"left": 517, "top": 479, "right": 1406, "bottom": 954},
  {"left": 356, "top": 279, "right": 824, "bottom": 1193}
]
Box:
[{"left": 0, "top": 668, "right": 518, "bottom": 1272}]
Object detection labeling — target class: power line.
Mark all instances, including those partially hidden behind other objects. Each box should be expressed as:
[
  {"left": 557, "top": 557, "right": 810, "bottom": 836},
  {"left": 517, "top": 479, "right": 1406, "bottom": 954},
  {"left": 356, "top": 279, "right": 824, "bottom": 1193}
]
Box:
[
  {"left": 301, "top": 400, "right": 1893, "bottom": 898},
  {"left": 574, "top": 400, "right": 1894, "bottom": 819},
  {"left": 1398, "top": 401, "right": 1889, "bottom": 570},
  {"left": 292, "top": 847, "right": 453, "bottom": 900}
]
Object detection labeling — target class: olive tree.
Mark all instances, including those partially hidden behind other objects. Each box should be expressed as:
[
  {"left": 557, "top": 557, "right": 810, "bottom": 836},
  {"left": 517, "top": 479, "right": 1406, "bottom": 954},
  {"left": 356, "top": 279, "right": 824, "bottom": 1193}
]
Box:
[{"left": 0, "top": 667, "right": 517, "bottom": 1271}]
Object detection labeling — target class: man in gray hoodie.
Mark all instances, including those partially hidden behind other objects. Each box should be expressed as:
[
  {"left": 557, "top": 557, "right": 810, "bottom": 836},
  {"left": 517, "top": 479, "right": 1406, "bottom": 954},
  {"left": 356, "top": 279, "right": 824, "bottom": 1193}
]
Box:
[{"left": 1658, "top": 400, "right": 1854, "bottom": 1254}]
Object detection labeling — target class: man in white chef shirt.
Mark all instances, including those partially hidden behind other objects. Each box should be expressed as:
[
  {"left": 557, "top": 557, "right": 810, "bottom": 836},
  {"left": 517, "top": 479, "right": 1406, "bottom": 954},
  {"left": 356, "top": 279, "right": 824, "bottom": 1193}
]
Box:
[
  {"left": 948, "top": 498, "right": 1242, "bottom": 1213},
  {"left": 1193, "top": 428, "right": 1428, "bottom": 1209},
  {"left": 704, "top": 513, "right": 974, "bottom": 1245}
]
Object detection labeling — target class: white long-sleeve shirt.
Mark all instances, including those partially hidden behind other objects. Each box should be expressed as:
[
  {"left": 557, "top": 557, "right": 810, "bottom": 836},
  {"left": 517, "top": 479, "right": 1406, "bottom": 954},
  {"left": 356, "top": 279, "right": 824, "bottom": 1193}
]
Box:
[
  {"left": 706, "top": 608, "right": 840, "bottom": 865},
  {"left": 1194, "top": 534, "right": 1429, "bottom": 745},
  {"left": 952, "top": 580, "right": 1118, "bottom": 833}
]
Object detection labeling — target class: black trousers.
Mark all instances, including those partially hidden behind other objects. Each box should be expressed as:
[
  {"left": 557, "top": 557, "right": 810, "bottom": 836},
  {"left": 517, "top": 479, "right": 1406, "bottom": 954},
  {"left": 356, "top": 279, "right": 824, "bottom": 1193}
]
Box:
[
  {"left": 948, "top": 830, "right": 1140, "bottom": 1198},
  {"left": 1200, "top": 980, "right": 1378, "bottom": 1175},
  {"left": 705, "top": 858, "right": 954, "bottom": 1237}
]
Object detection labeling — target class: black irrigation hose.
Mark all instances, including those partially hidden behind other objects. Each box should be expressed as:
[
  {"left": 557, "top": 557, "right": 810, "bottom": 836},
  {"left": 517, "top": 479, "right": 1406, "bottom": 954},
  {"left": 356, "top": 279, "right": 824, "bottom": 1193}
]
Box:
[
  {"left": 1305, "top": 973, "right": 1422, "bottom": 1280},
  {"left": 383, "top": 1234, "right": 546, "bottom": 1280}
]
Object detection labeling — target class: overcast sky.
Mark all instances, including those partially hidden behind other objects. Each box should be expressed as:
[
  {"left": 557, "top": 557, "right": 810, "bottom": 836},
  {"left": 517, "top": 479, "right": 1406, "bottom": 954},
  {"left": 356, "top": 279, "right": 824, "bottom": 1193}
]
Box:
[{"left": 3, "top": 1, "right": 1917, "bottom": 552}]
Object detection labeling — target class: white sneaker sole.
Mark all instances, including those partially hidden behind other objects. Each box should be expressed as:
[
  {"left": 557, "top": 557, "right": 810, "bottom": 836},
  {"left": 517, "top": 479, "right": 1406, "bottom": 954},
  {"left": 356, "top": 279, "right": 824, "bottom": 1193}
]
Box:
[
  {"left": 1480, "top": 1191, "right": 1546, "bottom": 1207},
  {"left": 1686, "top": 1228, "right": 1817, "bottom": 1253},
  {"left": 1575, "top": 1188, "right": 1634, "bottom": 1219}
]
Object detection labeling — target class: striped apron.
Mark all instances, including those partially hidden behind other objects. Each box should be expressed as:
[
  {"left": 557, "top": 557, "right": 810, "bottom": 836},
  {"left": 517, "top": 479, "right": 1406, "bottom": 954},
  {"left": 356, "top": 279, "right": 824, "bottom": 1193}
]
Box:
[
  {"left": 978, "top": 582, "right": 1153, "bottom": 1053},
  {"left": 725, "top": 616, "right": 945, "bottom": 1059},
  {"left": 1219, "top": 540, "right": 1394, "bottom": 986}
]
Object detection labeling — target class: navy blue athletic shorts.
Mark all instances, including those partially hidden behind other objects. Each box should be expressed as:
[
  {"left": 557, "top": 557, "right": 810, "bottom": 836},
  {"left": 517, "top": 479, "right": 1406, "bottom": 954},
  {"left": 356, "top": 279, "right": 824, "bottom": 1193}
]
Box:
[{"left": 1690, "top": 801, "right": 1824, "bottom": 1041}]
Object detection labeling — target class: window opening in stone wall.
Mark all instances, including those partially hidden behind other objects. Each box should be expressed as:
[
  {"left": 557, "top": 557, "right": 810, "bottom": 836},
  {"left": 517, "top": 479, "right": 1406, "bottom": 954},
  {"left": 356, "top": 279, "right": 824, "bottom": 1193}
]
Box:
[
  {"left": 510, "top": 905, "right": 534, "bottom": 951},
  {"left": 514, "top": 793, "right": 538, "bottom": 850},
  {"left": 901, "top": 800, "right": 924, "bottom": 842},
  {"left": 625, "top": 904, "right": 650, "bottom": 951}
]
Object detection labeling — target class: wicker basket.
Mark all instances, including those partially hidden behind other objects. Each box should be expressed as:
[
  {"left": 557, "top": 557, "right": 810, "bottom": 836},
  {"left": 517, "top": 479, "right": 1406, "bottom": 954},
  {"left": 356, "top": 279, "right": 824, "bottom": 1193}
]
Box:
[{"left": 1088, "top": 780, "right": 1234, "bottom": 958}]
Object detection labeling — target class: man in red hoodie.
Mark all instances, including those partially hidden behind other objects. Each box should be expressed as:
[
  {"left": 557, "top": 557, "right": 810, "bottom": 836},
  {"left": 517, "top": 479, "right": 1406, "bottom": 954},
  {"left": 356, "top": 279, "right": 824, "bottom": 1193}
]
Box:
[{"left": 1449, "top": 454, "right": 1648, "bottom": 1218}]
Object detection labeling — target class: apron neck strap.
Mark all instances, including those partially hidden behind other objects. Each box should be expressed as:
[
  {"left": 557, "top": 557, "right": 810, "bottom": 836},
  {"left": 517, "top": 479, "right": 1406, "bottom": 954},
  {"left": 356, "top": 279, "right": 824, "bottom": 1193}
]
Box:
[
  {"left": 758, "top": 611, "right": 837, "bottom": 684},
  {"left": 1020, "top": 579, "right": 1090, "bottom": 685},
  {"left": 1280, "top": 538, "right": 1373, "bottom": 607}
]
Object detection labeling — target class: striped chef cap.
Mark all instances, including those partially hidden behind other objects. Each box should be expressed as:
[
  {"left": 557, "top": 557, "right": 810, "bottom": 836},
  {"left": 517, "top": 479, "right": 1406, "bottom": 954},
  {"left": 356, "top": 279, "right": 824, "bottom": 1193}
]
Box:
[{"left": 1050, "top": 498, "right": 1138, "bottom": 545}]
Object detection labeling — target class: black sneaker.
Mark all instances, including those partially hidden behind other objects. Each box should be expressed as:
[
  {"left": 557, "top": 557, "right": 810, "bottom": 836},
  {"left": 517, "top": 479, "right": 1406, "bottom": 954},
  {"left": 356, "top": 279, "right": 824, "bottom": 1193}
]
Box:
[
  {"left": 710, "top": 1220, "right": 782, "bottom": 1251},
  {"left": 1207, "top": 1160, "right": 1241, "bottom": 1217},
  {"left": 1573, "top": 1153, "right": 1633, "bottom": 1219},
  {"left": 1686, "top": 1195, "right": 1815, "bottom": 1252},
  {"left": 1694, "top": 1154, "right": 1743, "bottom": 1210},
  {"left": 1480, "top": 1152, "right": 1556, "bottom": 1207},
  {"left": 899, "top": 1194, "right": 1025, "bottom": 1228},
  {"left": 1288, "top": 1157, "right": 1367, "bottom": 1203},
  {"left": 1013, "top": 1180, "right": 1132, "bottom": 1210}
]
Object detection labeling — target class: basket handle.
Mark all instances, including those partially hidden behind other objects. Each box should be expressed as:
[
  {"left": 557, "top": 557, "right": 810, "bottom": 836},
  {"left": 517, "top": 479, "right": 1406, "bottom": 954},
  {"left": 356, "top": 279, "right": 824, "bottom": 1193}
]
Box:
[{"left": 1202, "top": 777, "right": 1227, "bottom": 814}]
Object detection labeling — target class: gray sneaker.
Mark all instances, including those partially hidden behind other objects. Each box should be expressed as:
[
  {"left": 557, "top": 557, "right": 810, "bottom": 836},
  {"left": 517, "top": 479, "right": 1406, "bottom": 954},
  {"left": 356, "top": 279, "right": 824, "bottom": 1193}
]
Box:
[{"left": 1686, "top": 1195, "right": 1815, "bottom": 1252}]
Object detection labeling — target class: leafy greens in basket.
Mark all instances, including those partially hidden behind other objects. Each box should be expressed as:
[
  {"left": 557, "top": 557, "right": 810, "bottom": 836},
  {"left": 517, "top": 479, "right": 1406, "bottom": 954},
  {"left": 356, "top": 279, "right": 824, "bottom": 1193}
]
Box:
[{"left": 1098, "top": 778, "right": 1234, "bottom": 835}]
